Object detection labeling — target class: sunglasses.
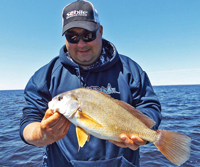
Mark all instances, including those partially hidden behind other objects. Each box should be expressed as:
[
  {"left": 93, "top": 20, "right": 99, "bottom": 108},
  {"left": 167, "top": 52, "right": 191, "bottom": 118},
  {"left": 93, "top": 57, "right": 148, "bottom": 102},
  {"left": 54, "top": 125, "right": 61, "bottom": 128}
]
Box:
[{"left": 65, "top": 26, "right": 100, "bottom": 44}]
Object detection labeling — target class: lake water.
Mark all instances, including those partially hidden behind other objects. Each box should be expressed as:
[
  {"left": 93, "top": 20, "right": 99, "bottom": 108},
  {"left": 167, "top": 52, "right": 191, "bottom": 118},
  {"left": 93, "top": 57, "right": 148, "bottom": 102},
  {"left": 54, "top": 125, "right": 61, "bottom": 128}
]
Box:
[{"left": 0, "top": 85, "right": 199, "bottom": 167}]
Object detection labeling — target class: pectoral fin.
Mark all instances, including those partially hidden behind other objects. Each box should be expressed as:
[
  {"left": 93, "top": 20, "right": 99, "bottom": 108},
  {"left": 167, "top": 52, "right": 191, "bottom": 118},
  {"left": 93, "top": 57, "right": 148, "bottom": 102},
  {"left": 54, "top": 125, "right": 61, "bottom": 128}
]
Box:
[
  {"left": 78, "top": 111, "right": 103, "bottom": 129},
  {"left": 76, "top": 126, "right": 90, "bottom": 151}
]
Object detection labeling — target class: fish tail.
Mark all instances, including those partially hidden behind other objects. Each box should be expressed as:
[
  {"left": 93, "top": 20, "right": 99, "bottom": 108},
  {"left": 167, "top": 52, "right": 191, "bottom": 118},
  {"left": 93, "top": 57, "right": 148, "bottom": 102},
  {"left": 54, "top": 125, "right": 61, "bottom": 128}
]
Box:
[{"left": 153, "top": 130, "right": 191, "bottom": 166}]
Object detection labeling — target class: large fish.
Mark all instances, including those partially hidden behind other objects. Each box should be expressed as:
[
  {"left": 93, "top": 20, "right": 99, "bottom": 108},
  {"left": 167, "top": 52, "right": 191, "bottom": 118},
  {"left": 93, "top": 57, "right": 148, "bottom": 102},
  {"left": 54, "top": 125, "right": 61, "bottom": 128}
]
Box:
[{"left": 48, "top": 88, "right": 191, "bottom": 166}]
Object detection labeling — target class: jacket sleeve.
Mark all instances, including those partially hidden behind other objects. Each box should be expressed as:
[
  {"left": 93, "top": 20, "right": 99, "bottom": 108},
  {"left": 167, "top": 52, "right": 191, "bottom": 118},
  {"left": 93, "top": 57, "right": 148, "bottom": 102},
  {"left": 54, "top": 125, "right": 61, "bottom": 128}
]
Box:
[
  {"left": 19, "top": 70, "right": 52, "bottom": 144},
  {"left": 132, "top": 71, "right": 162, "bottom": 130},
  {"left": 125, "top": 58, "right": 162, "bottom": 130}
]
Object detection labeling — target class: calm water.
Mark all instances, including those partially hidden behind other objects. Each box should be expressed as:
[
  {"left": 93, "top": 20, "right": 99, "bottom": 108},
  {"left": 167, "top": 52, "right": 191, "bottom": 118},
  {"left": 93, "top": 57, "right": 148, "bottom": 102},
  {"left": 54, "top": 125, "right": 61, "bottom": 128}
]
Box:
[{"left": 0, "top": 85, "right": 199, "bottom": 167}]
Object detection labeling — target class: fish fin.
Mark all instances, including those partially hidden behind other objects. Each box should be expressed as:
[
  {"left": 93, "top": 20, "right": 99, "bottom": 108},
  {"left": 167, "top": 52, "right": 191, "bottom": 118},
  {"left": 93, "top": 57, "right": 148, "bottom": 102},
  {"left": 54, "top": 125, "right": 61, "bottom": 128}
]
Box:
[
  {"left": 113, "top": 99, "right": 156, "bottom": 128},
  {"left": 76, "top": 126, "right": 90, "bottom": 151},
  {"left": 78, "top": 111, "right": 103, "bottom": 129},
  {"left": 154, "top": 130, "right": 191, "bottom": 166}
]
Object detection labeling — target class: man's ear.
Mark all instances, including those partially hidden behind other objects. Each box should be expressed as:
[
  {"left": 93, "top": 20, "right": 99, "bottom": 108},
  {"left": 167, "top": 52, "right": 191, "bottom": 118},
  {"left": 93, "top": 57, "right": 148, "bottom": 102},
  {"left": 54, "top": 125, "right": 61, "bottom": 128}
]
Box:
[{"left": 99, "top": 25, "right": 103, "bottom": 36}]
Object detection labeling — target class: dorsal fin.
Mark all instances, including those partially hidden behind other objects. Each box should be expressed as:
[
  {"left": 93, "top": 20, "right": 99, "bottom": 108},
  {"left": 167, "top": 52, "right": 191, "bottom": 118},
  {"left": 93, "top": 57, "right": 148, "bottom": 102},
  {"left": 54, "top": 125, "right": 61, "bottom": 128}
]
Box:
[{"left": 113, "top": 99, "right": 156, "bottom": 128}]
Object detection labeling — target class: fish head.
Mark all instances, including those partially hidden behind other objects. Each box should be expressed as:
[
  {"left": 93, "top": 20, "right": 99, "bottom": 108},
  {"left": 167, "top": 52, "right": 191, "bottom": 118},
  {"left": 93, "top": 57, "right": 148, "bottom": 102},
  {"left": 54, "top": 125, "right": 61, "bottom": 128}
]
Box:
[{"left": 48, "top": 92, "right": 79, "bottom": 119}]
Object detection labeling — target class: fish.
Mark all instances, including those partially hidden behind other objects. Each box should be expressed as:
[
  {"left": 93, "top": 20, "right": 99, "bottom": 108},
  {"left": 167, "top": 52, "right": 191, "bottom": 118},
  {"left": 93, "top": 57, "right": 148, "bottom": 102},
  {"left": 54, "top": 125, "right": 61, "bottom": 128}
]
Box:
[{"left": 48, "top": 88, "right": 191, "bottom": 166}]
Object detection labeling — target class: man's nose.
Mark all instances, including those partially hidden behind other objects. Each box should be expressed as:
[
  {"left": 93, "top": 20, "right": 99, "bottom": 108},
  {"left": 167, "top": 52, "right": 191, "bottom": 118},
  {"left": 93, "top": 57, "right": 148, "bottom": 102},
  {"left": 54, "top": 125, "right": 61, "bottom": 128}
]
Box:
[{"left": 77, "top": 39, "right": 87, "bottom": 47}]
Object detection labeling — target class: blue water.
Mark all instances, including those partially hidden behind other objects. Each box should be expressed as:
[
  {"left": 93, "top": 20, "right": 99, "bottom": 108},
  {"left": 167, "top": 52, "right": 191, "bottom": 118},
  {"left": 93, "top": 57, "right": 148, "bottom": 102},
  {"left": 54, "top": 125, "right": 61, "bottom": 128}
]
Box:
[{"left": 0, "top": 85, "right": 199, "bottom": 167}]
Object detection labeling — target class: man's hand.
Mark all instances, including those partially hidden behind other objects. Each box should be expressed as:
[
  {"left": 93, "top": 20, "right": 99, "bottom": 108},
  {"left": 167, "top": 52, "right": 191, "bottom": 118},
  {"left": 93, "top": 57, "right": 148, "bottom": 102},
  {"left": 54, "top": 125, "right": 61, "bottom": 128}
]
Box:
[
  {"left": 23, "top": 109, "right": 71, "bottom": 147},
  {"left": 109, "top": 134, "right": 147, "bottom": 150},
  {"left": 39, "top": 109, "right": 71, "bottom": 145}
]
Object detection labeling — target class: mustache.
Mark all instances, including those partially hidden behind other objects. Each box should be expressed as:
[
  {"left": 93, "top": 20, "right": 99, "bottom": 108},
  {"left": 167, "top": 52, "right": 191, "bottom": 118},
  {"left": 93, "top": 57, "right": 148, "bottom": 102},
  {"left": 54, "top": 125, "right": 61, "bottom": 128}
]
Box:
[{"left": 76, "top": 46, "right": 90, "bottom": 51}]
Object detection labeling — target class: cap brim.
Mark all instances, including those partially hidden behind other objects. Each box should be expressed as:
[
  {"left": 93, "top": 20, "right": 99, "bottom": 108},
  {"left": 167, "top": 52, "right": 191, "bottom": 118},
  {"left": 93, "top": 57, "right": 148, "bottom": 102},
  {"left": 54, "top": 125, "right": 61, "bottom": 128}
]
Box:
[{"left": 62, "top": 21, "right": 97, "bottom": 36}]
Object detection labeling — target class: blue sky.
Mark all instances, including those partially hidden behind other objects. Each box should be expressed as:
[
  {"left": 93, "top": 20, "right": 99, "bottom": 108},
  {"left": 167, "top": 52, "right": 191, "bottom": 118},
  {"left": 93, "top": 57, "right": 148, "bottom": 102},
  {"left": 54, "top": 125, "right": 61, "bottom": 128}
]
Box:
[{"left": 0, "top": 0, "right": 200, "bottom": 90}]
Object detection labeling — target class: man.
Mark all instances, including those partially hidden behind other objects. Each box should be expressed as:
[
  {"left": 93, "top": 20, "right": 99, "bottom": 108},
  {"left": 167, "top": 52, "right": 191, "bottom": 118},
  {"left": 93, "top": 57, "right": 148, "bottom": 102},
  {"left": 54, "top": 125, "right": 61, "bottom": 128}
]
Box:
[{"left": 20, "top": 0, "right": 161, "bottom": 166}]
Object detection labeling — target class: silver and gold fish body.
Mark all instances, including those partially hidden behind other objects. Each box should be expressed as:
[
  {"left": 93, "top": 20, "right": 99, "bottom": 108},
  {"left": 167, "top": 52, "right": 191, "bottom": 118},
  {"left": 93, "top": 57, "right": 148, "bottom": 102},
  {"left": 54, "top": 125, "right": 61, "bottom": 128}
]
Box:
[{"left": 48, "top": 88, "right": 191, "bottom": 166}]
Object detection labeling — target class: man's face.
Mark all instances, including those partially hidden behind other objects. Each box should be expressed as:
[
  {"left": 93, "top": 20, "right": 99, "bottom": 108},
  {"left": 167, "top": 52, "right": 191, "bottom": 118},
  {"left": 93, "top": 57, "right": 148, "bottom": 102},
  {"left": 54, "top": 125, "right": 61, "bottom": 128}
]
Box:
[{"left": 65, "top": 25, "right": 103, "bottom": 69}]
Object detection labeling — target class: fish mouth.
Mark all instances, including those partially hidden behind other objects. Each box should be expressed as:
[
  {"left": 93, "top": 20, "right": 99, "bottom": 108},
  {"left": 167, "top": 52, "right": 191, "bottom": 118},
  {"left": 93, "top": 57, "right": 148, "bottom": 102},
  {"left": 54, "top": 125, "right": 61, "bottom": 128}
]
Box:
[{"left": 48, "top": 100, "right": 55, "bottom": 111}]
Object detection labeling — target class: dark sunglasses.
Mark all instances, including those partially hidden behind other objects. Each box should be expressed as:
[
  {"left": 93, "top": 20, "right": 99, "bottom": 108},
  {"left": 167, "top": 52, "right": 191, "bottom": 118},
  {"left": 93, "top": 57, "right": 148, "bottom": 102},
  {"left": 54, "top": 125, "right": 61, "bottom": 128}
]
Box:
[{"left": 65, "top": 26, "right": 100, "bottom": 44}]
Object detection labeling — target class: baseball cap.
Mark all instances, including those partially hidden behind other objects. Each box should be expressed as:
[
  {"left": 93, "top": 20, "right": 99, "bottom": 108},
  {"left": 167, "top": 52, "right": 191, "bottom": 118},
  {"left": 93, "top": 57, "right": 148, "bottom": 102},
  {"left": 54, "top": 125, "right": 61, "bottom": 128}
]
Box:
[{"left": 62, "top": 0, "right": 100, "bottom": 36}]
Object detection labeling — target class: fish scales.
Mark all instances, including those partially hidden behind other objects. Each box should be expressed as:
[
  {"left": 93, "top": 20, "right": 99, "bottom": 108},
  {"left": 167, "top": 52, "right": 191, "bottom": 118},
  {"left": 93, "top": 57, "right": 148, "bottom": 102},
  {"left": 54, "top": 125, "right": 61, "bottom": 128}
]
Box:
[{"left": 73, "top": 88, "right": 156, "bottom": 141}]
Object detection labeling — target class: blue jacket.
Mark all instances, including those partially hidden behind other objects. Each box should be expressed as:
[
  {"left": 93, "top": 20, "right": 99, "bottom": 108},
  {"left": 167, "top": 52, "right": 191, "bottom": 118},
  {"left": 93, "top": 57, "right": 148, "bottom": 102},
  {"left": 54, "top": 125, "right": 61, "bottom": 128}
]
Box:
[{"left": 20, "top": 39, "right": 161, "bottom": 167}]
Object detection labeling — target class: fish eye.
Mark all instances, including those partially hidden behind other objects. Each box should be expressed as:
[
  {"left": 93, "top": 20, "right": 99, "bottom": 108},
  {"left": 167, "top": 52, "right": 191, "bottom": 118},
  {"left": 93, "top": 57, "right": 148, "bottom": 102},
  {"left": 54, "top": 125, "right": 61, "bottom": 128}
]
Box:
[{"left": 58, "top": 96, "right": 63, "bottom": 101}]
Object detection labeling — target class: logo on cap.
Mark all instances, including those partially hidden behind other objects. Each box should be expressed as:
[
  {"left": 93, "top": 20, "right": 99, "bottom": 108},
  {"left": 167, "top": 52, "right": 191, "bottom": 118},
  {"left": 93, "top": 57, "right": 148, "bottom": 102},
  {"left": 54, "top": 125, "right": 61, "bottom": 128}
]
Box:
[{"left": 66, "top": 10, "right": 88, "bottom": 19}]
